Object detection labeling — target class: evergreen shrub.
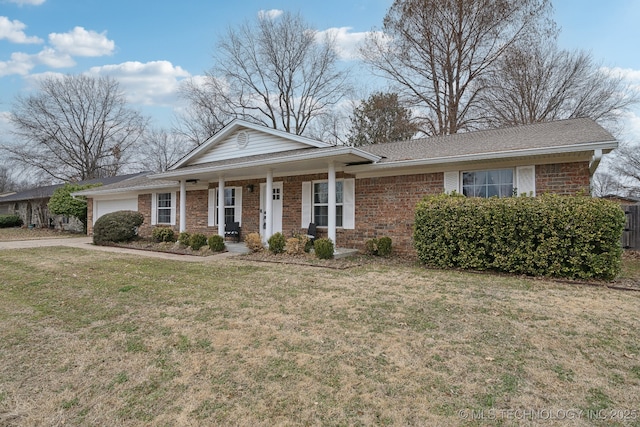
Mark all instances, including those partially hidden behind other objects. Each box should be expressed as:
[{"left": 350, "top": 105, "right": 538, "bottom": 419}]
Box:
[
  {"left": 314, "top": 238, "right": 334, "bottom": 260},
  {"left": 208, "top": 234, "right": 225, "bottom": 252},
  {"left": 93, "top": 210, "right": 144, "bottom": 245},
  {"left": 0, "top": 214, "right": 22, "bottom": 228},
  {"left": 152, "top": 227, "right": 175, "bottom": 243},
  {"left": 268, "top": 232, "right": 286, "bottom": 254},
  {"left": 413, "top": 194, "right": 625, "bottom": 280}
]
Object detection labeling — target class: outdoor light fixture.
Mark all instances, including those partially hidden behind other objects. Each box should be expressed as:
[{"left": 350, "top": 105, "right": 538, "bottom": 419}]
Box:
[{"left": 246, "top": 184, "right": 254, "bottom": 192}]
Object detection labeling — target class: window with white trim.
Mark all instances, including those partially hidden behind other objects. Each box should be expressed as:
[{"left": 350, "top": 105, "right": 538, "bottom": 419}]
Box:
[
  {"left": 156, "top": 192, "right": 173, "bottom": 224},
  {"left": 462, "top": 169, "right": 514, "bottom": 198},
  {"left": 208, "top": 187, "right": 243, "bottom": 227},
  {"left": 313, "top": 181, "right": 343, "bottom": 227}
]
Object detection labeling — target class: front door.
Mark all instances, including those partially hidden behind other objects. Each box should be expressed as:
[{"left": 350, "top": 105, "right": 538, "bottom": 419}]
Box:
[{"left": 259, "top": 182, "right": 283, "bottom": 239}]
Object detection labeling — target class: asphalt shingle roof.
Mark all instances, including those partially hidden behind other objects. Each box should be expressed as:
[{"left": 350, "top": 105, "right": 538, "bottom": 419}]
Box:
[
  {"left": 0, "top": 172, "right": 149, "bottom": 202},
  {"left": 358, "top": 118, "right": 616, "bottom": 162}
]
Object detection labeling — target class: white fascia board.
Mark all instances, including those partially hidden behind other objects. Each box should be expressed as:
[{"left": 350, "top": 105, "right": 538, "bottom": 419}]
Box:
[
  {"left": 170, "top": 119, "right": 335, "bottom": 170},
  {"left": 72, "top": 182, "right": 179, "bottom": 198},
  {"left": 350, "top": 141, "right": 618, "bottom": 172},
  {"left": 152, "top": 147, "right": 381, "bottom": 180}
]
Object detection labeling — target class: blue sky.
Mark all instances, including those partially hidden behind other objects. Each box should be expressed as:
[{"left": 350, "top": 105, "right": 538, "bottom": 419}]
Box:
[{"left": 1, "top": 0, "right": 639, "bottom": 145}]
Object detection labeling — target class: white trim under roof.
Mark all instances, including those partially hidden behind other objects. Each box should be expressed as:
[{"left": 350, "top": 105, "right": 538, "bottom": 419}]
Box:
[
  {"left": 171, "top": 119, "right": 335, "bottom": 170},
  {"left": 152, "top": 146, "right": 381, "bottom": 180}
]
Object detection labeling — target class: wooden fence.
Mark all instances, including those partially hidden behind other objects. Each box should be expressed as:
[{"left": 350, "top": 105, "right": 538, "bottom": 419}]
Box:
[{"left": 623, "top": 205, "right": 640, "bottom": 250}]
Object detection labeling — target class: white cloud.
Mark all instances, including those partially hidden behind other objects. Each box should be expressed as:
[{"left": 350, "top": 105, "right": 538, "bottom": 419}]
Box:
[
  {"left": 0, "top": 16, "right": 42, "bottom": 43},
  {"left": 0, "top": 51, "right": 35, "bottom": 76},
  {"left": 49, "top": 26, "right": 115, "bottom": 57},
  {"left": 258, "top": 9, "right": 283, "bottom": 21},
  {"left": 87, "top": 61, "right": 191, "bottom": 106},
  {"left": 316, "top": 27, "right": 386, "bottom": 61},
  {"left": 7, "top": 0, "right": 45, "bottom": 5}
]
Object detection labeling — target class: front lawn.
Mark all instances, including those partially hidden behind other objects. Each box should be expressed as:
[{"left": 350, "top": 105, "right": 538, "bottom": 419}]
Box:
[
  {"left": 0, "top": 227, "right": 81, "bottom": 241},
  {"left": 0, "top": 247, "right": 639, "bottom": 426}
]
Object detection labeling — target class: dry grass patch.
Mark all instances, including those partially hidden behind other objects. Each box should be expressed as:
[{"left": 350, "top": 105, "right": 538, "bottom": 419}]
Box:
[
  {"left": 0, "top": 247, "right": 639, "bottom": 426},
  {"left": 0, "top": 227, "right": 81, "bottom": 241}
]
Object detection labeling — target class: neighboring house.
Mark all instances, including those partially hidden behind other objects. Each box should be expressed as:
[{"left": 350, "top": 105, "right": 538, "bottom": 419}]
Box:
[
  {"left": 75, "top": 118, "right": 617, "bottom": 255},
  {"left": 0, "top": 172, "right": 148, "bottom": 231}
]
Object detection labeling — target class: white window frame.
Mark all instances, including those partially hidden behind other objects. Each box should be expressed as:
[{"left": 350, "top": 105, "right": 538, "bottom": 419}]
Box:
[
  {"left": 208, "top": 186, "right": 242, "bottom": 226},
  {"left": 462, "top": 168, "right": 514, "bottom": 198},
  {"left": 312, "top": 180, "right": 344, "bottom": 228},
  {"left": 151, "top": 192, "right": 176, "bottom": 225},
  {"left": 445, "top": 166, "right": 536, "bottom": 197},
  {"left": 302, "top": 178, "right": 354, "bottom": 230}
]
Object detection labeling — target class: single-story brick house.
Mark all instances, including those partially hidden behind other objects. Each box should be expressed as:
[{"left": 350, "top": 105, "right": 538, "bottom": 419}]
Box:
[
  {"left": 0, "top": 172, "right": 147, "bottom": 231},
  {"left": 75, "top": 117, "right": 617, "bottom": 255}
]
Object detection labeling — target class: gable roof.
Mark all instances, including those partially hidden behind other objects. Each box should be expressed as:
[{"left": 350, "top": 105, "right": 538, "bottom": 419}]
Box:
[
  {"left": 0, "top": 172, "right": 149, "bottom": 203},
  {"left": 171, "top": 119, "right": 335, "bottom": 169}
]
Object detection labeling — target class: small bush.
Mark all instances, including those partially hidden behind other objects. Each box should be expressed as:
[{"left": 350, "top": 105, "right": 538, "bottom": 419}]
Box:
[
  {"left": 314, "top": 238, "right": 334, "bottom": 260},
  {"left": 93, "top": 210, "right": 144, "bottom": 245},
  {"left": 189, "top": 233, "right": 208, "bottom": 251},
  {"left": 245, "top": 233, "right": 263, "bottom": 252},
  {"left": 152, "top": 227, "right": 175, "bottom": 243},
  {"left": 285, "top": 235, "right": 309, "bottom": 255},
  {"left": 0, "top": 214, "right": 22, "bottom": 228},
  {"left": 208, "top": 234, "right": 225, "bottom": 252},
  {"left": 365, "top": 237, "right": 392, "bottom": 256},
  {"left": 365, "top": 238, "right": 378, "bottom": 255},
  {"left": 268, "top": 232, "right": 286, "bottom": 254},
  {"left": 377, "top": 237, "right": 392, "bottom": 257},
  {"left": 178, "top": 232, "right": 191, "bottom": 246}
]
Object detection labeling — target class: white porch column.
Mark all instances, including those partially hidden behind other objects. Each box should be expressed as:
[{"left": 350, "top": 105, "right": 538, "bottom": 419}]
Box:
[
  {"left": 328, "top": 161, "right": 337, "bottom": 245},
  {"left": 179, "top": 180, "right": 187, "bottom": 232},
  {"left": 218, "top": 176, "right": 225, "bottom": 237},
  {"left": 265, "top": 169, "right": 274, "bottom": 242}
]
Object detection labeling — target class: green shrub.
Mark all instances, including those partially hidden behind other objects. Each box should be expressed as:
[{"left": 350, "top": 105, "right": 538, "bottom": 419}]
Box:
[
  {"left": 314, "top": 238, "right": 334, "bottom": 260},
  {"left": 152, "top": 227, "right": 175, "bottom": 243},
  {"left": 268, "top": 232, "right": 286, "bottom": 254},
  {"left": 377, "top": 237, "right": 392, "bottom": 257},
  {"left": 189, "top": 233, "right": 208, "bottom": 251},
  {"left": 245, "top": 233, "right": 264, "bottom": 252},
  {"left": 178, "top": 232, "right": 191, "bottom": 246},
  {"left": 365, "top": 238, "right": 378, "bottom": 255},
  {"left": 365, "top": 237, "right": 392, "bottom": 256},
  {"left": 208, "top": 234, "right": 225, "bottom": 252},
  {"left": 414, "top": 194, "right": 625, "bottom": 280},
  {"left": 93, "top": 210, "right": 144, "bottom": 245},
  {"left": 0, "top": 214, "right": 22, "bottom": 228}
]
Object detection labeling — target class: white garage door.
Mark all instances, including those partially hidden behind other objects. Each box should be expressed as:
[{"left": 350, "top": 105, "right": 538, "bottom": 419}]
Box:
[{"left": 94, "top": 198, "right": 138, "bottom": 223}]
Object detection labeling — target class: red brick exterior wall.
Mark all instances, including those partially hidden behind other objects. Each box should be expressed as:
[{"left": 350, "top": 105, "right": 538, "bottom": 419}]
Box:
[
  {"left": 87, "top": 160, "right": 592, "bottom": 255},
  {"left": 535, "top": 162, "right": 590, "bottom": 195},
  {"left": 86, "top": 198, "right": 93, "bottom": 235}
]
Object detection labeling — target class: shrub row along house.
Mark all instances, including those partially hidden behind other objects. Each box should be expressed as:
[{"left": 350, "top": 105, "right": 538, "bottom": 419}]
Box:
[{"left": 75, "top": 118, "right": 617, "bottom": 255}]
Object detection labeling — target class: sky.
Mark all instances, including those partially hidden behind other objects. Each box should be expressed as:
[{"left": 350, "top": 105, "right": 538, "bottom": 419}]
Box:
[{"left": 1, "top": 0, "right": 639, "bottom": 150}]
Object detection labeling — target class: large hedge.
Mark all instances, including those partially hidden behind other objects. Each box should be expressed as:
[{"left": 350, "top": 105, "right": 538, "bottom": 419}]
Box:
[
  {"left": 414, "top": 194, "right": 626, "bottom": 280},
  {"left": 93, "top": 210, "right": 144, "bottom": 245}
]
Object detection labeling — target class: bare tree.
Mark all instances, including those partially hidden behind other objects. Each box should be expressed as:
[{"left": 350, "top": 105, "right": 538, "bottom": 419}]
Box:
[
  {"left": 361, "top": 0, "right": 553, "bottom": 136},
  {"left": 477, "top": 43, "right": 638, "bottom": 131},
  {"left": 347, "top": 92, "right": 418, "bottom": 146},
  {"left": 591, "top": 171, "right": 626, "bottom": 197},
  {"left": 612, "top": 143, "right": 640, "bottom": 197},
  {"left": 194, "top": 11, "right": 350, "bottom": 135},
  {"left": 138, "top": 128, "right": 193, "bottom": 172},
  {"left": 4, "top": 74, "right": 147, "bottom": 181},
  {"left": 174, "top": 77, "right": 232, "bottom": 146}
]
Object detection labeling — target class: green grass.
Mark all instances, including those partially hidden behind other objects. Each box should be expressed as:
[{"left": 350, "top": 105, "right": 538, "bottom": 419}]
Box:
[{"left": 0, "top": 246, "right": 639, "bottom": 426}]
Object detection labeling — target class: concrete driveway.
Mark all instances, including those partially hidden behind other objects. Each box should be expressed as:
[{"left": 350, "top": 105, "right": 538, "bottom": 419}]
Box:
[{"left": 0, "top": 236, "right": 248, "bottom": 262}]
